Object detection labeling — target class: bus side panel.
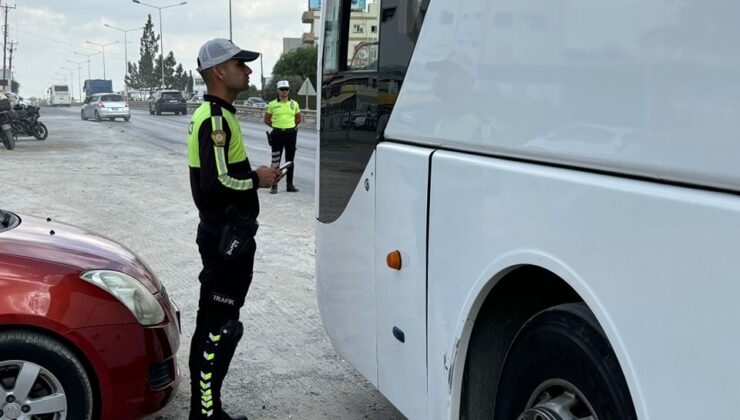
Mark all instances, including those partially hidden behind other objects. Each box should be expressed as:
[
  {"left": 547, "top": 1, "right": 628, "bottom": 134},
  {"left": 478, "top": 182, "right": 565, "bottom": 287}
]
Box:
[
  {"left": 428, "top": 150, "right": 740, "bottom": 420},
  {"left": 388, "top": 0, "right": 740, "bottom": 193},
  {"left": 316, "top": 153, "right": 378, "bottom": 385},
  {"left": 375, "top": 143, "right": 431, "bottom": 419}
]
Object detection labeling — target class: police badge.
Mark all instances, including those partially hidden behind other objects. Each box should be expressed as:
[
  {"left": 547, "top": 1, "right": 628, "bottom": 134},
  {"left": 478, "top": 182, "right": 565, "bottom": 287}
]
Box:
[{"left": 211, "top": 130, "right": 227, "bottom": 147}]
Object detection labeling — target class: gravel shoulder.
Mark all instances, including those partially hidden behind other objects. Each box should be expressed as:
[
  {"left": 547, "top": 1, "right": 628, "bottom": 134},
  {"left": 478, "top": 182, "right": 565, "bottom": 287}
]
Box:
[{"left": 0, "top": 107, "right": 404, "bottom": 420}]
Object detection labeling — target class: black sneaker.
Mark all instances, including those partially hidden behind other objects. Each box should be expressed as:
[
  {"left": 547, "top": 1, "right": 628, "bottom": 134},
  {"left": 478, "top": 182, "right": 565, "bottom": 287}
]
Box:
[
  {"left": 286, "top": 185, "right": 299, "bottom": 192},
  {"left": 270, "top": 185, "right": 278, "bottom": 194}
]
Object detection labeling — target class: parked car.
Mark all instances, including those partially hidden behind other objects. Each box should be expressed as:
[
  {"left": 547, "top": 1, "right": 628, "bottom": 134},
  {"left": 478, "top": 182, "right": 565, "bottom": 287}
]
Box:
[
  {"left": 4, "top": 92, "right": 27, "bottom": 107},
  {"left": 81, "top": 93, "right": 130, "bottom": 122},
  {"left": 245, "top": 96, "right": 267, "bottom": 109},
  {"left": 149, "top": 90, "right": 187, "bottom": 115},
  {"left": 0, "top": 209, "right": 180, "bottom": 419}
]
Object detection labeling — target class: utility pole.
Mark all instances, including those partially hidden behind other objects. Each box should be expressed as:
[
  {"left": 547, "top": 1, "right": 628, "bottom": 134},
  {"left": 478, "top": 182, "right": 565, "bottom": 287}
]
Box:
[
  {"left": 7, "top": 40, "right": 15, "bottom": 92},
  {"left": 260, "top": 54, "right": 264, "bottom": 94},
  {"left": 1, "top": 2, "right": 16, "bottom": 90}
]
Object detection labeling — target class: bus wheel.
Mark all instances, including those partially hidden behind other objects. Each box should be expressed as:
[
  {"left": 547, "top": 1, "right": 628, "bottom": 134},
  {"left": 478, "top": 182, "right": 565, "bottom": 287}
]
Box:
[{"left": 495, "top": 303, "right": 637, "bottom": 420}]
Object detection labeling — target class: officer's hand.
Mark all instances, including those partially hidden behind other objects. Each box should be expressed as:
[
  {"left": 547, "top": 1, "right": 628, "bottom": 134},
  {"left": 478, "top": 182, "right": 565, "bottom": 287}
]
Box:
[{"left": 255, "top": 165, "right": 282, "bottom": 188}]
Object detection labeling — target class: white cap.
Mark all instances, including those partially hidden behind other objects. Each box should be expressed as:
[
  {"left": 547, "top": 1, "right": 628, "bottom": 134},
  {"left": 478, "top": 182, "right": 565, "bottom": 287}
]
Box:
[
  {"left": 197, "top": 38, "right": 259, "bottom": 71},
  {"left": 277, "top": 80, "right": 290, "bottom": 89}
]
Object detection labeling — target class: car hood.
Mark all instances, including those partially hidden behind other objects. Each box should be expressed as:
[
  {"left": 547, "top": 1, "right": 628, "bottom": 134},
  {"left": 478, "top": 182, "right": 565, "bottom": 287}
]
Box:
[{"left": 0, "top": 213, "right": 161, "bottom": 293}]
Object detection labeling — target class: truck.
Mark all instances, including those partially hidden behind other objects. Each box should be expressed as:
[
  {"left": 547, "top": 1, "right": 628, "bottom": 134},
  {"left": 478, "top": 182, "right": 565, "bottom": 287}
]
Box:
[{"left": 83, "top": 79, "right": 112, "bottom": 98}]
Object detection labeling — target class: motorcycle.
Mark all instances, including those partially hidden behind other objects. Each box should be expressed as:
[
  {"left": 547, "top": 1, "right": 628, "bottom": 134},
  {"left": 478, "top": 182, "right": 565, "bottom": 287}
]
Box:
[
  {"left": 11, "top": 103, "right": 48, "bottom": 141},
  {"left": 0, "top": 99, "right": 14, "bottom": 150}
]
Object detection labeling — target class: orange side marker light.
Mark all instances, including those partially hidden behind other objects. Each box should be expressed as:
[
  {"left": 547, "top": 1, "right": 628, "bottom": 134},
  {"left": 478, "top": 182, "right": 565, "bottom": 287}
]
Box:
[{"left": 387, "top": 250, "right": 402, "bottom": 270}]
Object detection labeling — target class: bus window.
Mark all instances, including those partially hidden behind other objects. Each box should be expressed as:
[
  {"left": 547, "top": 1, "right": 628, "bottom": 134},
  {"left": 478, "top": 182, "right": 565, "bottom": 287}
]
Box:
[
  {"left": 346, "top": 1, "right": 380, "bottom": 71},
  {"left": 319, "top": 0, "right": 429, "bottom": 223},
  {"left": 322, "top": 0, "right": 343, "bottom": 73}
]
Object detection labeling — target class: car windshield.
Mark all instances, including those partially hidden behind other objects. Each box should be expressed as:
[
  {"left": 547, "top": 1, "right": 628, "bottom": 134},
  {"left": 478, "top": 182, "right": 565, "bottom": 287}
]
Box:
[
  {"left": 162, "top": 92, "right": 182, "bottom": 99},
  {"left": 101, "top": 95, "right": 124, "bottom": 102}
]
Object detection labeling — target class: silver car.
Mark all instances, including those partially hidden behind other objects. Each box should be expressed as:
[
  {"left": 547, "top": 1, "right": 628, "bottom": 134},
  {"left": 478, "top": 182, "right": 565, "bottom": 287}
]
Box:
[{"left": 81, "top": 93, "right": 131, "bottom": 122}]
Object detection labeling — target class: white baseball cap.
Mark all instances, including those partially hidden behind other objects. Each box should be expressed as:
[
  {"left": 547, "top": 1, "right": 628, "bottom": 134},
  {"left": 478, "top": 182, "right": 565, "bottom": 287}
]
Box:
[
  {"left": 277, "top": 80, "right": 290, "bottom": 89},
  {"left": 197, "top": 38, "right": 259, "bottom": 71}
]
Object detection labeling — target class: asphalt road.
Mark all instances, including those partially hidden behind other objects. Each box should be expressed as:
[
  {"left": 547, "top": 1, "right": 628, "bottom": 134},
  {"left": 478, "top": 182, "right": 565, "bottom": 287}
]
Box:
[{"left": 0, "top": 106, "right": 404, "bottom": 420}]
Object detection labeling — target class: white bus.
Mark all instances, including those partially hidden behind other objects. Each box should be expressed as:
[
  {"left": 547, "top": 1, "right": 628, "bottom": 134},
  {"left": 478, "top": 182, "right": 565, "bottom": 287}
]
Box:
[
  {"left": 316, "top": 0, "right": 740, "bottom": 419},
  {"left": 47, "top": 84, "right": 71, "bottom": 106}
]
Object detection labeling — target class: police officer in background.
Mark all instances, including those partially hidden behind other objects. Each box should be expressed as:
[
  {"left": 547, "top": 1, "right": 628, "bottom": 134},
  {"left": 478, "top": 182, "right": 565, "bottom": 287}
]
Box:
[
  {"left": 187, "top": 38, "right": 282, "bottom": 420},
  {"left": 264, "top": 80, "right": 302, "bottom": 194}
]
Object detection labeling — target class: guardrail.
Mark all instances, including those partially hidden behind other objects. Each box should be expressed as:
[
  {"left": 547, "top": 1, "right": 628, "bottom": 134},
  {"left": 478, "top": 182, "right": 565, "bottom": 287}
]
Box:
[{"left": 128, "top": 101, "right": 317, "bottom": 129}]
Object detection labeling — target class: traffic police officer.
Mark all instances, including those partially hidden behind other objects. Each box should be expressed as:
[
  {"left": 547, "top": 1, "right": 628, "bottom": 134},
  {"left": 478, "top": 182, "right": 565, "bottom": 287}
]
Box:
[
  {"left": 264, "top": 80, "right": 302, "bottom": 194},
  {"left": 187, "top": 38, "right": 282, "bottom": 420}
]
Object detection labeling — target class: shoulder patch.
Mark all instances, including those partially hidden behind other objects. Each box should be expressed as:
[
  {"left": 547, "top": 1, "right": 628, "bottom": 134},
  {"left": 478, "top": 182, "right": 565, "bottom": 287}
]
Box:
[{"left": 211, "top": 130, "right": 227, "bottom": 147}]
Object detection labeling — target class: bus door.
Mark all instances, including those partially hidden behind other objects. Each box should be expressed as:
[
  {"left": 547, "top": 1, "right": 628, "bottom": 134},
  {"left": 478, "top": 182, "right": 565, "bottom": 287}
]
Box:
[
  {"left": 375, "top": 142, "right": 431, "bottom": 419},
  {"left": 320, "top": 0, "right": 431, "bottom": 416}
]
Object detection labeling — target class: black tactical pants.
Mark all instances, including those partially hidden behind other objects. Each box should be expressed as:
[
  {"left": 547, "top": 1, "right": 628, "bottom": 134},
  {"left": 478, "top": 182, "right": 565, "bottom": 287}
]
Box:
[
  {"left": 270, "top": 128, "right": 297, "bottom": 186},
  {"left": 189, "top": 224, "right": 255, "bottom": 419}
]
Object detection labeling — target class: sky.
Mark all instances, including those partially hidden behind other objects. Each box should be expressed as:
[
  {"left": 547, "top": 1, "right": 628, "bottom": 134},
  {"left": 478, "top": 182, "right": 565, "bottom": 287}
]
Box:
[{"left": 11, "top": 0, "right": 309, "bottom": 99}]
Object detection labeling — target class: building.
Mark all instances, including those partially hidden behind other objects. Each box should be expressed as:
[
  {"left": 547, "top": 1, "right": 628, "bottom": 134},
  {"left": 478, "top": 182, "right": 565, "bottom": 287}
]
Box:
[
  {"left": 283, "top": 37, "right": 303, "bottom": 54},
  {"left": 348, "top": 1, "right": 379, "bottom": 64},
  {"left": 302, "top": 10, "right": 321, "bottom": 46},
  {"left": 192, "top": 72, "right": 206, "bottom": 99},
  {"left": 302, "top": 0, "right": 379, "bottom": 63}
]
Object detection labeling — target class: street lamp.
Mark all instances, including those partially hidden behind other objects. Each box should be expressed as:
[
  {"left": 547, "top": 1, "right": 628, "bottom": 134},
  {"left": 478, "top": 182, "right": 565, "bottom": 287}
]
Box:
[
  {"left": 74, "top": 51, "right": 101, "bottom": 81},
  {"left": 132, "top": 0, "right": 188, "bottom": 88},
  {"left": 86, "top": 40, "right": 119, "bottom": 79},
  {"left": 105, "top": 23, "right": 144, "bottom": 99},
  {"left": 67, "top": 59, "right": 86, "bottom": 101}
]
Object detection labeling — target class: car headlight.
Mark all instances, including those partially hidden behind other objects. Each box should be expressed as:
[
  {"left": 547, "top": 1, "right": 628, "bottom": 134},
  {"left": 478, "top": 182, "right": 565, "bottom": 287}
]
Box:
[{"left": 80, "top": 270, "right": 165, "bottom": 326}]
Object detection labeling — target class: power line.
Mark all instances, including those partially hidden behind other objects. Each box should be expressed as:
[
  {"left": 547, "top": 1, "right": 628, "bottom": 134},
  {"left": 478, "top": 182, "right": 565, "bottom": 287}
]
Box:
[{"left": 13, "top": 27, "right": 100, "bottom": 53}]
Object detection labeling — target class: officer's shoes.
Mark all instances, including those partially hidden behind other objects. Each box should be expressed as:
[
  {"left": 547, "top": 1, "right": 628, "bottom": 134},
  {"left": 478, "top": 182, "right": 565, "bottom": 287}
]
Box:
[
  {"left": 222, "top": 412, "right": 248, "bottom": 420},
  {"left": 286, "top": 184, "right": 299, "bottom": 193},
  {"left": 270, "top": 185, "right": 278, "bottom": 194}
]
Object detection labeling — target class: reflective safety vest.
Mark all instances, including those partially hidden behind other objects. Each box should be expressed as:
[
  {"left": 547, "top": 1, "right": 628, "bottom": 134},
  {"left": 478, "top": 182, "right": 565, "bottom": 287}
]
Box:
[
  {"left": 188, "top": 99, "right": 260, "bottom": 223},
  {"left": 267, "top": 99, "right": 300, "bottom": 129}
]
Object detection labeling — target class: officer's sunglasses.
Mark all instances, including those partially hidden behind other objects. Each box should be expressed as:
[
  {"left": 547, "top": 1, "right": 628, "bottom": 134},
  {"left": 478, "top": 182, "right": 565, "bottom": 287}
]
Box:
[{"left": 278, "top": 88, "right": 289, "bottom": 91}]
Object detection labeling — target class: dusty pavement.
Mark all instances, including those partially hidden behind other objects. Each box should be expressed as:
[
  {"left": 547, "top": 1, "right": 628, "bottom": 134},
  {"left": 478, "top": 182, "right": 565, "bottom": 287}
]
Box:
[{"left": 0, "top": 107, "right": 404, "bottom": 420}]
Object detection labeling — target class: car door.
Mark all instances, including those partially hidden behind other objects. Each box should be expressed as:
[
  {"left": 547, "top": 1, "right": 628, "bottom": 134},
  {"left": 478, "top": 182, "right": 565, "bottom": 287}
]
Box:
[{"left": 82, "top": 97, "right": 91, "bottom": 118}]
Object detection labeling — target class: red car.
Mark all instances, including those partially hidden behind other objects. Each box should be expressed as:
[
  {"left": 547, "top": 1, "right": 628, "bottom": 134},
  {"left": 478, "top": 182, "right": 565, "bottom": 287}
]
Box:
[{"left": 0, "top": 210, "right": 180, "bottom": 419}]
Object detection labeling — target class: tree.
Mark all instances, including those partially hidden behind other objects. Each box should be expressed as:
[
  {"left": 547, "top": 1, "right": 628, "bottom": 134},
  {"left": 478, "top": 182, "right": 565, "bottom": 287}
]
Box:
[
  {"left": 125, "top": 14, "right": 159, "bottom": 92},
  {"left": 173, "top": 64, "right": 188, "bottom": 91},
  {"left": 263, "top": 74, "right": 313, "bottom": 108},
  {"left": 271, "top": 46, "right": 318, "bottom": 90},
  {"left": 186, "top": 70, "right": 194, "bottom": 94},
  {"left": 236, "top": 85, "right": 262, "bottom": 101},
  {"left": 153, "top": 51, "right": 188, "bottom": 90},
  {"left": 10, "top": 80, "right": 19, "bottom": 94}
]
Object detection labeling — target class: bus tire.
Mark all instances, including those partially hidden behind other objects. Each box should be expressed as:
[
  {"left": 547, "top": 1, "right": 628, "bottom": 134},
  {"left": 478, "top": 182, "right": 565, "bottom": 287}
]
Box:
[{"left": 495, "top": 303, "right": 637, "bottom": 420}]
